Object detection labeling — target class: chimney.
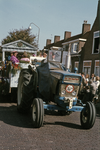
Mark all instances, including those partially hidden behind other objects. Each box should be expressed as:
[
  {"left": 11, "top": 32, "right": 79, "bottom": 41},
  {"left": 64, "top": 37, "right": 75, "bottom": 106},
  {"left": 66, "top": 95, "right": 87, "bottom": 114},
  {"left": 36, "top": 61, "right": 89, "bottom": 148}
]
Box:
[
  {"left": 82, "top": 21, "right": 91, "bottom": 34},
  {"left": 46, "top": 39, "right": 51, "bottom": 46},
  {"left": 54, "top": 36, "right": 60, "bottom": 43},
  {"left": 64, "top": 31, "right": 71, "bottom": 40}
]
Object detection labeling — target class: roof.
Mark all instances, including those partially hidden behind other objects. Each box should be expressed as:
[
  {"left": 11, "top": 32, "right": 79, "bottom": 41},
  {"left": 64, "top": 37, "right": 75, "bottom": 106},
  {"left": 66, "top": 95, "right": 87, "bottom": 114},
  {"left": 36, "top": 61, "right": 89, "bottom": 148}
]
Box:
[
  {"left": 1, "top": 39, "right": 37, "bottom": 53},
  {"left": 44, "top": 31, "right": 90, "bottom": 49}
]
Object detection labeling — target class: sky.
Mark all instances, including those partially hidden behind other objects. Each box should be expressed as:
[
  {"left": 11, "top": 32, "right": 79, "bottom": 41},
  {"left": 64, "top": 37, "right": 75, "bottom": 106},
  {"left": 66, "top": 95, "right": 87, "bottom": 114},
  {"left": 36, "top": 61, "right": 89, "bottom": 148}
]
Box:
[{"left": 0, "top": 0, "right": 99, "bottom": 50}]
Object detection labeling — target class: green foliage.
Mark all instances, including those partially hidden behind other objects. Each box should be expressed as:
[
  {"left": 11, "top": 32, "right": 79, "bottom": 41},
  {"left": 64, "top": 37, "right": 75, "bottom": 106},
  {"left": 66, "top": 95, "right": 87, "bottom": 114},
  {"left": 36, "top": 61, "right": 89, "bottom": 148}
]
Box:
[{"left": 2, "top": 28, "right": 37, "bottom": 47}]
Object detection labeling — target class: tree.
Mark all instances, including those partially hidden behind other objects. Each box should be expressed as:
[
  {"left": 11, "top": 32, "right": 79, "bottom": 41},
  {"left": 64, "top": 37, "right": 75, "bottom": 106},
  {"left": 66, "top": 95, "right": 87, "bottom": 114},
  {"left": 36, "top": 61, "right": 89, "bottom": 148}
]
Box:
[{"left": 2, "top": 28, "right": 37, "bottom": 47}]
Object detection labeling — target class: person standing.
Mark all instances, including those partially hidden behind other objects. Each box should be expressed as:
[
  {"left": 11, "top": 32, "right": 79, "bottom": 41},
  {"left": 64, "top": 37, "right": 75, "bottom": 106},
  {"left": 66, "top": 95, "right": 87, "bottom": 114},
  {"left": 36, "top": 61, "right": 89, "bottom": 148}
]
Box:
[
  {"left": 89, "top": 79, "right": 96, "bottom": 102},
  {"left": 20, "top": 51, "right": 30, "bottom": 62},
  {"left": 78, "top": 72, "right": 86, "bottom": 100},
  {"left": 85, "top": 74, "right": 89, "bottom": 86},
  {"left": 81, "top": 72, "right": 86, "bottom": 90},
  {"left": 90, "top": 73, "right": 96, "bottom": 82},
  {"left": 10, "top": 51, "right": 19, "bottom": 64},
  {"left": 8, "top": 52, "right": 13, "bottom": 61},
  {"left": 95, "top": 76, "right": 100, "bottom": 90}
]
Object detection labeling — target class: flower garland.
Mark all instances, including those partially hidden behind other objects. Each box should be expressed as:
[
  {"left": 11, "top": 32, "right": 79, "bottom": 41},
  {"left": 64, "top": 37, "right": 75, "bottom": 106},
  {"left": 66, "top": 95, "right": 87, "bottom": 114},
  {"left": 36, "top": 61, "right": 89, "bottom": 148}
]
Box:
[{"left": 0, "top": 61, "right": 30, "bottom": 95}]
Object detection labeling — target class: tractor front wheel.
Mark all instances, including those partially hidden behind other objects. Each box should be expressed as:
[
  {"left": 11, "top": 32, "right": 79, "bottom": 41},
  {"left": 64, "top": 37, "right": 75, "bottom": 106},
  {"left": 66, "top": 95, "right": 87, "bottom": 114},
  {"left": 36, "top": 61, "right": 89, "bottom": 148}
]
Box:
[
  {"left": 32, "top": 98, "right": 44, "bottom": 128},
  {"left": 80, "top": 101, "right": 96, "bottom": 129}
]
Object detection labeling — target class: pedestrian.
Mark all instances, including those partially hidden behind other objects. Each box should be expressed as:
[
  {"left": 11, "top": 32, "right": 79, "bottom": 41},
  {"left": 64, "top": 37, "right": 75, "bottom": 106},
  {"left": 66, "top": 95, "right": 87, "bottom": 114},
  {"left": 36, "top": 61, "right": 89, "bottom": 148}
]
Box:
[
  {"left": 81, "top": 72, "right": 86, "bottom": 88},
  {"left": 89, "top": 79, "right": 96, "bottom": 102},
  {"left": 20, "top": 51, "right": 30, "bottom": 62},
  {"left": 90, "top": 73, "right": 96, "bottom": 82},
  {"left": 94, "top": 76, "right": 100, "bottom": 104},
  {"left": 10, "top": 51, "right": 19, "bottom": 64},
  {"left": 78, "top": 72, "right": 86, "bottom": 100},
  {"left": 8, "top": 52, "right": 13, "bottom": 61},
  {"left": 82, "top": 85, "right": 90, "bottom": 104},
  {"left": 95, "top": 76, "right": 100, "bottom": 90},
  {"left": 85, "top": 74, "right": 89, "bottom": 86}
]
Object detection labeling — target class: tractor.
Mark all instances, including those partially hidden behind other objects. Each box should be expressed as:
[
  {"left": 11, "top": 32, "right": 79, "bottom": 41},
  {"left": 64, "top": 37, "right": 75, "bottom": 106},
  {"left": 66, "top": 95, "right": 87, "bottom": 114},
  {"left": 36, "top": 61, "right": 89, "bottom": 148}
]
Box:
[{"left": 17, "top": 49, "right": 96, "bottom": 129}]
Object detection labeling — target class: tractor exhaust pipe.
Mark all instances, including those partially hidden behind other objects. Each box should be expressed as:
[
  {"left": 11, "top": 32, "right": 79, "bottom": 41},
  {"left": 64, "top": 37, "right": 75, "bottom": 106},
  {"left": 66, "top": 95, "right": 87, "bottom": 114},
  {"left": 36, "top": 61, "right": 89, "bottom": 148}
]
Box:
[{"left": 66, "top": 44, "right": 71, "bottom": 71}]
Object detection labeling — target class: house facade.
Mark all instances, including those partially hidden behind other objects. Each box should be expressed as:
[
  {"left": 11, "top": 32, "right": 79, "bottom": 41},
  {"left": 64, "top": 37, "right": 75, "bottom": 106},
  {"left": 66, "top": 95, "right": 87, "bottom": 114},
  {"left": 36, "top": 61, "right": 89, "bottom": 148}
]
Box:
[
  {"left": 80, "top": 1, "right": 100, "bottom": 77},
  {"left": 44, "top": 1, "right": 100, "bottom": 77}
]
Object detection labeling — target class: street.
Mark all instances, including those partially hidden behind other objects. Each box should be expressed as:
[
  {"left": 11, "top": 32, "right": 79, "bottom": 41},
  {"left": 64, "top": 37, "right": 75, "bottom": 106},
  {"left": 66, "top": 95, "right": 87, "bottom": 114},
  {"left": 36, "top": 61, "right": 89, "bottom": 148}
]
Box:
[{"left": 0, "top": 100, "right": 100, "bottom": 150}]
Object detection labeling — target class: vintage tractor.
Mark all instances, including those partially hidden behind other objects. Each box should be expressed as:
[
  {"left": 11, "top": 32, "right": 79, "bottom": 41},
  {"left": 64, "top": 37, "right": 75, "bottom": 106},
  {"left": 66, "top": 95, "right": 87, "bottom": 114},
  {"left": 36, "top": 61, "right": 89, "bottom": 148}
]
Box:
[{"left": 17, "top": 49, "right": 96, "bottom": 129}]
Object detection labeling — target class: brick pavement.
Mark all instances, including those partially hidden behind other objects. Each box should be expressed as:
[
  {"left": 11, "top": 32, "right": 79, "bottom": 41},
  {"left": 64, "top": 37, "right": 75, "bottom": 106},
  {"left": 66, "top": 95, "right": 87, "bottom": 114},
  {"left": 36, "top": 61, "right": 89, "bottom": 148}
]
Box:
[{"left": 0, "top": 101, "right": 100, "bottom": 150}]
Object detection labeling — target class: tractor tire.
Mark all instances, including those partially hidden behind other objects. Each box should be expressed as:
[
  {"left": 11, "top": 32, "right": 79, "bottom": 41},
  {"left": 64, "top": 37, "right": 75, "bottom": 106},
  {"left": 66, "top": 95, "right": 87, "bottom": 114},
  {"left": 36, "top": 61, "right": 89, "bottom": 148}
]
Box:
[
  {"left": 80, "top": 101, "right": 96, "bottom": 129},
  {"left": 89, "top": 102, "right": 96, "bottom": 128},
  {"left": 32, "top": 98, "right": 44, "bottom": 128},
  {"left": 17, "top": 69, "right": 34, "bottom": 113}
]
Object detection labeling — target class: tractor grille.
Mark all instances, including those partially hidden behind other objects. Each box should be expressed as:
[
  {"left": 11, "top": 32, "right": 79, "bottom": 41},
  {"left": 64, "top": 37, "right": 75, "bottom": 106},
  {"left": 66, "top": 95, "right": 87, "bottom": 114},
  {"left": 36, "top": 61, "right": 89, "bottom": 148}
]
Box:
[
  {"left": 64, "top": 76, "right": 81, "bottom": 84},
  {"left": 59, "top": 84, "right": 79, "bottom": 97}
]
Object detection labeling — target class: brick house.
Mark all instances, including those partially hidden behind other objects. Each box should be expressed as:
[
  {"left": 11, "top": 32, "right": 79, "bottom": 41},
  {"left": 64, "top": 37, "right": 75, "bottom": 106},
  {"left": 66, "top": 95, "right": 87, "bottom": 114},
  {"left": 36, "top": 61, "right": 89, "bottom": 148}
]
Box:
[
  {"left": 79, "top": 1, "right": 100, "bottom": 77},
  {"left": 44, "top": 1, "right": 100, "bottom": 77}
]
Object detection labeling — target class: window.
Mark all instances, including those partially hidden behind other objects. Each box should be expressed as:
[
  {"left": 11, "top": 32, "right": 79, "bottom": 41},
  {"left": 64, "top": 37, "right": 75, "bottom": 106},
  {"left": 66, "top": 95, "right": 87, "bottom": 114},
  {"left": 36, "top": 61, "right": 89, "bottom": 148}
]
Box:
[
  {"left": 75, "top": 61, "right": 79, "bottom": 72},
  {"left": 75, "top": 61, "right": 79, "bottom": 68},
  {"left": 95, "top": 60, "right": 100, "bottom": 76},
  {"left": 71, "top": 43, "right": 78, "bottom": 53},
  {"left": 83, "top": 61, "right": 92, "bottom": 77},
  {"left": 62, "top": 51, "right": 68, "bottom": 65},
  {"left": 93, "top": 31, "right": 100, "bottom": 53}
]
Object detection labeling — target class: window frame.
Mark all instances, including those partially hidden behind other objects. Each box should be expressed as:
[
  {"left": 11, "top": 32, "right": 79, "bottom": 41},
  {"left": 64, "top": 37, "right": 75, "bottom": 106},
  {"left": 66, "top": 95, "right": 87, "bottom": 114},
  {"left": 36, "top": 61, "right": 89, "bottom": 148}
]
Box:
[
  {"left": 94, "top": 60, "right": 100, "bottom": 76},
  {"left": 71, "top": 42, "right": 78, "bottom": 53},
  {"left": 92, "top": 31, "right": 100, "bottom": 54},
  {"left": 83, "top": 60, "right": 92, "bottom": 76}
]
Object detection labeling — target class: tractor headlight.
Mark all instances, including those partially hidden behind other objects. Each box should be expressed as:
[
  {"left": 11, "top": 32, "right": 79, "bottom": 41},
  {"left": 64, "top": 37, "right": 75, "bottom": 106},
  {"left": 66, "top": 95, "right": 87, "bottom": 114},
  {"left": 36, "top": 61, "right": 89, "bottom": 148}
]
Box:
[
  {"left": 72, "top": 91, "right": 76, "bottom": 96},
  {"left": 61, "top": 90, "right": 66, "bottom": 95}
]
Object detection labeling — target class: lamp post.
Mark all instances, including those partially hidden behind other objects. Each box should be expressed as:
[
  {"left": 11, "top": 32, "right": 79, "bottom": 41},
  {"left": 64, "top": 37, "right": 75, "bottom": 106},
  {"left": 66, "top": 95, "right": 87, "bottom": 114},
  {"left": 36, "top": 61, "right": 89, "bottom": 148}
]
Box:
[{"left": 29, "top": 22, "right": 40, "bottom": 50}]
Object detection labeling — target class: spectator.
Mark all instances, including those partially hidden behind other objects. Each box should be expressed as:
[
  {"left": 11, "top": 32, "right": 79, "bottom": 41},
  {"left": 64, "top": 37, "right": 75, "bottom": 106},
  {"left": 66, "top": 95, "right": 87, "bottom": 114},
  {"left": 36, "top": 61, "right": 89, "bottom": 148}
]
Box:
[
  {"left": 8, "top": 52, "right": 13, "bottom": 61},
  {"left": 95, "top": 76, "right": 100, "bottom": 90},
  {"left": 91, "top": 73, "right": 96, "bottom": 82},
  {"left": 85, "top": 74, "right": 89, "bottom": 86},
  {"left": 78, "top": 72, "right": 86, "bottom": 100},
  {"left": 20, "top": 51, "right": 30, "bottom": 62},
  {"left": 89, "top": 79, "right": 96, "bottom": 102},
  {"left": 10, "top": 51, "right": 19, "bottom": 64},
  {"left": 81, "top": 72, "right": 86, "bottom": 88},
  {"left": 98, "top": 84, "right": 100, "bottom": 103}
]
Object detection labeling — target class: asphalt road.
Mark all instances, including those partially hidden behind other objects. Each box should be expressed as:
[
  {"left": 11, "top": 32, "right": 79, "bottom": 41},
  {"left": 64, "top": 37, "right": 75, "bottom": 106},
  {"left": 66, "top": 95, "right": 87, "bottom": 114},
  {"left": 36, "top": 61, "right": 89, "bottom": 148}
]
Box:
[{"left": 0, "top": 100, "right": 100, "bottom": 150}]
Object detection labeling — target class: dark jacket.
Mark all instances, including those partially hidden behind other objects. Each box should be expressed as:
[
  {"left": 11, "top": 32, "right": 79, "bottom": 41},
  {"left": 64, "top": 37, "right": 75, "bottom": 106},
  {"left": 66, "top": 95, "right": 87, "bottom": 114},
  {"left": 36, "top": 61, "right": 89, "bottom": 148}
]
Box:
[{"left": 90, "top": 82, "right": 96, "bottom": 95}]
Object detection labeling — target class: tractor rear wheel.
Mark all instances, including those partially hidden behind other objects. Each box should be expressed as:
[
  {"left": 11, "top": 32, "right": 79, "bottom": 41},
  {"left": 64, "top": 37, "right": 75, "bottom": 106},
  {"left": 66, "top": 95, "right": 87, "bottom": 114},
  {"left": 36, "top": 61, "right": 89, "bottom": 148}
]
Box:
[{"left": 17, "top": 69, "right": 34, "bottom": 113}]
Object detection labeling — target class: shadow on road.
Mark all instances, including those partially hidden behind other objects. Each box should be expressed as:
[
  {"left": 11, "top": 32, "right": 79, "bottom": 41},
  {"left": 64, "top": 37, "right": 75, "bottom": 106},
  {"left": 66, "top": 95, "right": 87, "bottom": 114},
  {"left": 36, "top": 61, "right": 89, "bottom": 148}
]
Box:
[
  {"left": 0, "top": 104, "right": 34, "bottom": 129},
  {"left": 44, "top": 121, "right": 82, "bottom": 130}
]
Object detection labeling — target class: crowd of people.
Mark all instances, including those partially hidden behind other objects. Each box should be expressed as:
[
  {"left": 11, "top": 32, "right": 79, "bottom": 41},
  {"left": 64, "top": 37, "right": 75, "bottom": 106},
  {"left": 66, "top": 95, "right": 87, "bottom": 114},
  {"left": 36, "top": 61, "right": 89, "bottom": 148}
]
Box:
[
  {"left": 8, "top": 51, "right": 30, "bottom": 64},
  {"left": 78, "top": 72, "right": 100, "bottom": 104}
]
